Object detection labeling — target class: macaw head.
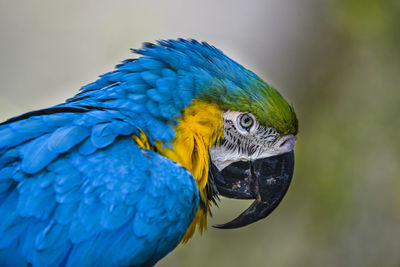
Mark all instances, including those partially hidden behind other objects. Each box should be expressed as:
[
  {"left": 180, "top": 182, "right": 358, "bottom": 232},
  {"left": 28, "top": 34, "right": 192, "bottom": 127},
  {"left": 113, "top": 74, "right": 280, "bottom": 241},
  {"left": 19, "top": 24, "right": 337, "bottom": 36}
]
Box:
[
  {"left": 85, "top": 39, "right": 298, "bottom": 241},
  {"left": 198, "top": 65, "right": 297, "bottom": 230},
  {"left": 207, "top": 93, "right": 296, "bottom": 229}
]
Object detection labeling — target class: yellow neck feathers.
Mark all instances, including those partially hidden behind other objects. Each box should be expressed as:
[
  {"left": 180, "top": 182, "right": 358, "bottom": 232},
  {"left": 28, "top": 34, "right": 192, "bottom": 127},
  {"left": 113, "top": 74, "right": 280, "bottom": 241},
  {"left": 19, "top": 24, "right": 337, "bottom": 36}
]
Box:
[
  {"left": 157, "top": 100, "right": 223, "bottom": 242},
  {"left": 132, "top": 100, "right": 223, "bottom": 242}
]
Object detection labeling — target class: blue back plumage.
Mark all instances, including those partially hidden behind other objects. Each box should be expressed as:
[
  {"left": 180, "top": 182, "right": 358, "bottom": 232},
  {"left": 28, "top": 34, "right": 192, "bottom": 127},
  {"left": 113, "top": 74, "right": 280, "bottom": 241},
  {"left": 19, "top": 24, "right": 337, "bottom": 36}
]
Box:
[
  {"left": 0, "top": 39, "right": 276, "bottom": 266},
  {"left": 0, "top": 118, "right": 199, "bottom": 266},
  {"left": 0, "top": 39, "right": 253, "bottom": 266}
]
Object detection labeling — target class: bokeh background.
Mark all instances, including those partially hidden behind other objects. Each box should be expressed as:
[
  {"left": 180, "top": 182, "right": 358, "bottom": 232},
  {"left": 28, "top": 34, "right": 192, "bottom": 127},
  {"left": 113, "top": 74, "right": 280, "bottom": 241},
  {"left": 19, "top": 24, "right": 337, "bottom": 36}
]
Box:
[{"left": 1, "top": 0, "right": 399, "bottom": 266}]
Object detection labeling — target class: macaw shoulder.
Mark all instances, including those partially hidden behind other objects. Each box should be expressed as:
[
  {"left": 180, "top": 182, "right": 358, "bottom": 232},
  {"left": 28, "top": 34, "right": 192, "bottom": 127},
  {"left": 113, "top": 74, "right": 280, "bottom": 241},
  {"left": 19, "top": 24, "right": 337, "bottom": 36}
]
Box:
[
  {"left": 0, "top": 112, "right": 199, "bottom": 266},
  {"left": 153, "top": 100, "right": 224, "bottom": 242}
]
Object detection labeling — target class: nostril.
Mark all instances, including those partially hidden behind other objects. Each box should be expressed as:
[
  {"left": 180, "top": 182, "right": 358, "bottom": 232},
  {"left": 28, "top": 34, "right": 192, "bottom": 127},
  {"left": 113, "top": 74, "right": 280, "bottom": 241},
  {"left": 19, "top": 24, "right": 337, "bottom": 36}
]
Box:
[
  {"left": 276, "top": 134, "right": 295, "bottom": 152},
  {"left": 279, "top": 140, "right": 288, "bottom": 147}
]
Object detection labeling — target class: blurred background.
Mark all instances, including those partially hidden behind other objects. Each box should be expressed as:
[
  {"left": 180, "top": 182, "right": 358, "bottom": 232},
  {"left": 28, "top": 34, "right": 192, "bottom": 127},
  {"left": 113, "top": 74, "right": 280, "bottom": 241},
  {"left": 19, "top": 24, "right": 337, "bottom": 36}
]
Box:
[{"left": 1, "top": 0, "right": 399, "bottom": 266}]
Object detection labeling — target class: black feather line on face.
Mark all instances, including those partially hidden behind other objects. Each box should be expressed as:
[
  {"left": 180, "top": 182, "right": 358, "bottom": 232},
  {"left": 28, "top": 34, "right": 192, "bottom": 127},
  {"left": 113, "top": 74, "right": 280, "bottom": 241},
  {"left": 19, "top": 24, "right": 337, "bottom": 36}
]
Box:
[{"left": 218, "top": 118, "right": 280, "bottom": 157}]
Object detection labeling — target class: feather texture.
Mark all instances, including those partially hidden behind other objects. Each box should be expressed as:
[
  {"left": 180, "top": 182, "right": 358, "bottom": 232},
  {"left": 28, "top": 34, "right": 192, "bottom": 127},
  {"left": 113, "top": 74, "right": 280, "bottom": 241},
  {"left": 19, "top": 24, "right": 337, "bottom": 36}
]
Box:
[
  {"left": 0, "top": 38, "right": 297, "bottom": 266},
  {"left": 0, "top": 133, "right": 198, "bottom": 266}
]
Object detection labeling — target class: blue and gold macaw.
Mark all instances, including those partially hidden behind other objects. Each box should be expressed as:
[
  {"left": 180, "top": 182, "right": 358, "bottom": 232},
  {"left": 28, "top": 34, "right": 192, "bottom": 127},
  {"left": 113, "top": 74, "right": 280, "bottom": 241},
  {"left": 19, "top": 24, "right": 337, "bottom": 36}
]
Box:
[{"left": 0, "top": 39, "right": 298, "bottom": 266}]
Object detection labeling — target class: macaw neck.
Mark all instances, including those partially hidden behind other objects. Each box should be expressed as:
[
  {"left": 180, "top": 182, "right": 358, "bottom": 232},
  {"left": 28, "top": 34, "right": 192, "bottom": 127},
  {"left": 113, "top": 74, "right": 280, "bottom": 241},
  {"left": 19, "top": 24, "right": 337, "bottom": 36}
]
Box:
[{"left": 156, "top": 100, "right": 223, "bottom": 242}]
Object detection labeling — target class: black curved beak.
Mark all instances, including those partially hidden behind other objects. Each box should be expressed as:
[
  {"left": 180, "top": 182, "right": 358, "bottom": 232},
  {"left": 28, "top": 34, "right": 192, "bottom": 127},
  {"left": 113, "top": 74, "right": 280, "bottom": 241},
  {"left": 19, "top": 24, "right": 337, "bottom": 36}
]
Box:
[{"left": 211, "top": 151, "right": 294, "bottom": 229}]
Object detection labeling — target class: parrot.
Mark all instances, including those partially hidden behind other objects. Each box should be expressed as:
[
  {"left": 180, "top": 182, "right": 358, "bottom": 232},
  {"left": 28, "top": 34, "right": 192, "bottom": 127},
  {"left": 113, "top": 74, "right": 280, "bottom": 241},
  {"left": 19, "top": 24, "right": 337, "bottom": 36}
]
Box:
[{"left": 0, "top": 39, "right": 298, "bottom": 266}]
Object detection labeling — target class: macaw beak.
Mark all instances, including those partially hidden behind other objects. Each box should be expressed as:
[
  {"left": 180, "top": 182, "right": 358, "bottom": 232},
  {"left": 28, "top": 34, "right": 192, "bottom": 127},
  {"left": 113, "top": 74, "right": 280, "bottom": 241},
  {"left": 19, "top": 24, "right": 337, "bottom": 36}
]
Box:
[{"left": 211, "top": 151, "right": 294, "bottom": 229}]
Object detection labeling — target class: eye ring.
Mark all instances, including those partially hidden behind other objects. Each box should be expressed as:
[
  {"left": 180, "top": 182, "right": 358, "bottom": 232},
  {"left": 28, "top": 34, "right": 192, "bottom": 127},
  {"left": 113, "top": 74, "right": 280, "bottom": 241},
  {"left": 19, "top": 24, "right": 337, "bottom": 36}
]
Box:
[{"left": 238, "top": 113, "right": 255, "bottom": 131}]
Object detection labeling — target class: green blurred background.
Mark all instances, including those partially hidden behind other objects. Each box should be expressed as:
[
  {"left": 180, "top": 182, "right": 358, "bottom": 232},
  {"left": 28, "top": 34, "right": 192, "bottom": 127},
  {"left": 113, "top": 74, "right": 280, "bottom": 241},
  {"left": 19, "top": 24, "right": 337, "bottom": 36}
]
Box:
[{"left": 1, "top": 0, "right": 399, "bottom": 266}]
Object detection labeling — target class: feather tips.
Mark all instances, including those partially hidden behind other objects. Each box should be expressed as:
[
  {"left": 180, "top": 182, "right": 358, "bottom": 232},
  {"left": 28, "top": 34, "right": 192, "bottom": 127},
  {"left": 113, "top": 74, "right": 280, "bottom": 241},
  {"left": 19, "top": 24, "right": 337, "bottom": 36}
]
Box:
[
  {"left": 0, "top": 135, "right": 198, "bottom": 266},
  {"left": 0, "top": 39, "right": 280, "bottom": 266}
]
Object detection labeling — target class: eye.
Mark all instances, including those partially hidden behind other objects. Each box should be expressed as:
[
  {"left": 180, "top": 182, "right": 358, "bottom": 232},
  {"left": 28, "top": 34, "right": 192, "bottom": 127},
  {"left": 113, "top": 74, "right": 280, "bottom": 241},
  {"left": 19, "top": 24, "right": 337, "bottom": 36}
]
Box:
[{"left": 238, "top": 113, "right": 254, "bottom": 131}]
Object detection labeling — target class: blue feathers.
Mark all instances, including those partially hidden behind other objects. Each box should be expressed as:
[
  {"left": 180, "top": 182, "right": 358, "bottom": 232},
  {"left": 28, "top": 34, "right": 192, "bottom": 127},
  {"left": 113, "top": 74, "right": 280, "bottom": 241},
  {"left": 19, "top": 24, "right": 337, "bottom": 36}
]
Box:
[
  {"left": 0, "top": 39, "right": 253, "bottom": 266},
  {"left": 20, "top": 133, "right": 59, "bottom": 174},
  {"left": 64, "top": 39, "right": 254, "bottom": 145},
  {"left": 0, "top": 135, "right": 199, "bottom": 266},
  {"left": 91, "top": 123, "right": 118, "bottom": 148},
  {"left": 140, "top": 71, "right": 160, "bottom": 87},
  {"left": 49, "top": 126, "right": 90, "bottom": 154}
]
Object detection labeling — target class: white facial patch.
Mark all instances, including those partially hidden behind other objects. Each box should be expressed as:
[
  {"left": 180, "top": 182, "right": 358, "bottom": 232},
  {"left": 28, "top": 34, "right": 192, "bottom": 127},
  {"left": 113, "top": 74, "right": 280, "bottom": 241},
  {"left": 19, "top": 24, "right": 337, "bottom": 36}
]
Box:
[{"left": 210, "top": 111, "right": 295, "bottom": 171}]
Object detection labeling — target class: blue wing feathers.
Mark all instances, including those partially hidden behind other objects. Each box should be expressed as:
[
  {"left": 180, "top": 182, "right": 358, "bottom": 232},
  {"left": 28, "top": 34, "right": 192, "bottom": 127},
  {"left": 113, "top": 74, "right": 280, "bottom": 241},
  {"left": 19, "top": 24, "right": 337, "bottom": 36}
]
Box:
[
  {"left": 17, "top": 181, "right": 56, "bottom": 219},
  {"left": 127, "top": 94, "right": 148, "bottom": 104},
  {"left": 0, "top": 119, "right": 47, "bottom": 150},
  {"left": 156, "top": 76, "right": 176, "bottom": 95},
  {"left": 138, "top": 57, "right": 165, "bottom": 70},
  {"left": 146, "top": 89, "right": 165, "bottom": 103},
  {"left": 0, "top": 148, "right": 19, "bottom": 169},
  {"left": 78, "top": 137, "right": 98, "bottom": 156},
  {"left": 55, "top": 186, "right": 82, "bottom": 204},
  {"left": 0, "top": 135, "right": 199, "bottom": 266},
  {"left": 54, "top": 202, "right": 78, "bottom": 225},
  {"left": 109, "top": 120, "right": 136, "bottom": 136},
  {"left": 20, "top": 133, "right": 59, "bottom": 174},
  {"left": 140, "top": 71, "right": 160, "bottom": 87},
  {"left": 0, "top": 167, "right": 16, "bottom": 193},
  {"left": 146, "top": 100, "right": 160, "bottom": 117},
  {"left": 48, "top": 126, "right": 90, "bottom": 154},
  {"left": 34, "top": 219, "right": 69, "bottom": 250},
  {"left": 91, "top": 123, "right": 119, "bottom": 149},
  {"left": 0, "top": 191, "right": 28, "bottom": 249},
  {"left": 122, "top": 73, "right": 144, "bottom": 84},
  {"left": 125, "top": 84, "right": 148, "bottom": 94},
  {"left": 0, "top": 39, "right": 249, "bottom": 266}
]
